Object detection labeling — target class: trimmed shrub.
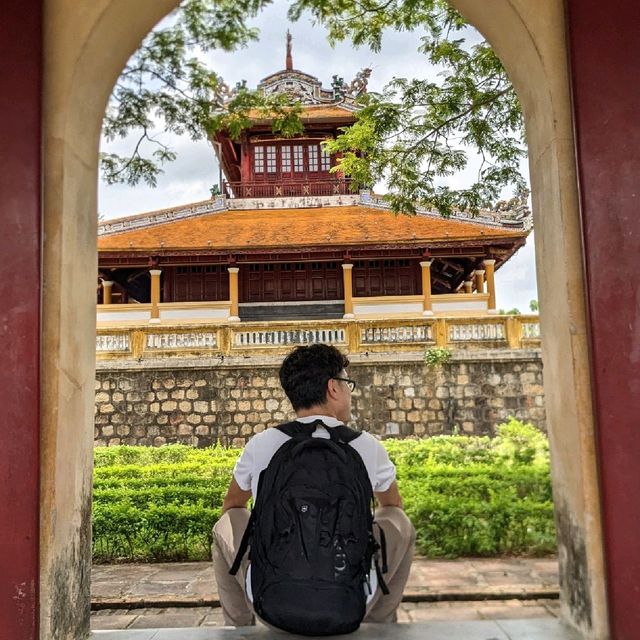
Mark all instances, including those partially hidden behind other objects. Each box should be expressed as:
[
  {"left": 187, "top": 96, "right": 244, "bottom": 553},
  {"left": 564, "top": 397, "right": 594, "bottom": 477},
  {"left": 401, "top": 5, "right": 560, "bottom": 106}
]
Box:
[{"left": 92, "top": 419, "right": 556, "bottom": 562}]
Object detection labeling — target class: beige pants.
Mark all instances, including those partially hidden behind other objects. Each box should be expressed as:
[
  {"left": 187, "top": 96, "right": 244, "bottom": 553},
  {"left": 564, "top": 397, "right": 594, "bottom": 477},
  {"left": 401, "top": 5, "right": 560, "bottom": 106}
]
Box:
[{"left": 212, "top": 505, "right": 416, "bottom": 627}]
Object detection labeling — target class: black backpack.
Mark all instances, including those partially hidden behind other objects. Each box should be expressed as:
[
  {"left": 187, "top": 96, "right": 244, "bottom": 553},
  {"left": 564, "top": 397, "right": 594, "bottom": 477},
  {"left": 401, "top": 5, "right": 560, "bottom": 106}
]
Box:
[{"left": 229, "top": 420, "right": 388, "bottom": 636}]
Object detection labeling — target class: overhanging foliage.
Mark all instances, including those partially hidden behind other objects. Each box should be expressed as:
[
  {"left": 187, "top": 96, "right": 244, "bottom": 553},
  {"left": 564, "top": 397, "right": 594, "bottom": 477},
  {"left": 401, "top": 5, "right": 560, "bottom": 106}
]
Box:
[{"left": 101, "top": 0, "right": 528, "bottom": 216}]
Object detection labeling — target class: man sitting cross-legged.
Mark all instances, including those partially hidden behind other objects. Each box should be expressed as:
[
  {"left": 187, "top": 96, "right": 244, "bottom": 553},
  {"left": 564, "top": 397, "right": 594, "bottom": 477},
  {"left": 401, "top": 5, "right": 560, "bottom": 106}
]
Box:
[{"left": 212, "top": 343, "right": 416, "bottom": 634}]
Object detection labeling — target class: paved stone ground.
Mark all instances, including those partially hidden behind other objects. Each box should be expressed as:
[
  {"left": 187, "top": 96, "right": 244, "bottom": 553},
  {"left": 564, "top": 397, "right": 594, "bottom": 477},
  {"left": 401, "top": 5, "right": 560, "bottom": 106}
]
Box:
[
  {"left": 91, "top": 557, "right": 559, "bottom": 631},
  {"left": 91, "top": 600, "right": 561, "bottom": 631},
  {"left": 92, "top": 619, "right": 582, "bottom": 640}
]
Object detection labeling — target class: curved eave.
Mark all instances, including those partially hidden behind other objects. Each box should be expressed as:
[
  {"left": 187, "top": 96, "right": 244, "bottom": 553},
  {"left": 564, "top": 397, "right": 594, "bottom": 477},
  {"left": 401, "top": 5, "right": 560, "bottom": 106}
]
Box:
[
  {"left": 99, "top": 236, "right": 526, "bottom": 258},
  {"left": 247, "top": 114, "right": 356, "bottom": 126}
]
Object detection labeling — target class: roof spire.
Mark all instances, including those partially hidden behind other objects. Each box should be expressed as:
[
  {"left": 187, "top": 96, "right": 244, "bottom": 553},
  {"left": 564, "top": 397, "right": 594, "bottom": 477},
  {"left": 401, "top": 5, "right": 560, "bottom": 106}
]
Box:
[{"left": 286, "top": 30, "right": 293, "bottom": 70}]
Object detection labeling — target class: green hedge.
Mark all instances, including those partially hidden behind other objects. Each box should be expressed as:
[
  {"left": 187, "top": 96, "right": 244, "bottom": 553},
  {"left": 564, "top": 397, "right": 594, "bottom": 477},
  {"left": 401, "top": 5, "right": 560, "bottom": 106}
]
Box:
[{"left": 92, "top": 418, "right": 556, "bottom": 562}]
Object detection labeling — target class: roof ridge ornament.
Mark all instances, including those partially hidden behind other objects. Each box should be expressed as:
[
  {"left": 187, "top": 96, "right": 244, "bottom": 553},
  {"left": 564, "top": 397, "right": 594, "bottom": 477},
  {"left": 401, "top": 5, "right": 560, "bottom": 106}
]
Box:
[{"left": 286, "top": 30, "right": 293, "bottom": 71}]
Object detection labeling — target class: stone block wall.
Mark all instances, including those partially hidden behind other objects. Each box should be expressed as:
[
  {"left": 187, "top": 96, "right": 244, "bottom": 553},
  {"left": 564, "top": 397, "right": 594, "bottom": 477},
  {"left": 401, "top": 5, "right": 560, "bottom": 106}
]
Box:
[{"left": 94, "top": 350, "right": 544, "bottom": 447}]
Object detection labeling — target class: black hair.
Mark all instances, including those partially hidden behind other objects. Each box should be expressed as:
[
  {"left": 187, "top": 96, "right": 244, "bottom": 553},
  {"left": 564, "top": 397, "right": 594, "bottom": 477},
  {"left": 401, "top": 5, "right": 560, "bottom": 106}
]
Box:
[{"left": 279, "top": 344, "right": 350, "bottom": 411}]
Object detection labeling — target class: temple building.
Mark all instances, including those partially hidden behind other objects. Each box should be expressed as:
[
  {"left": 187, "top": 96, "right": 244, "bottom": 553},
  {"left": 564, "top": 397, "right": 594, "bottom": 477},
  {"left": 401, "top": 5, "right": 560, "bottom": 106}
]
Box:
[{"left": 97, "top": 37, "right": 531, "bottom": 325}]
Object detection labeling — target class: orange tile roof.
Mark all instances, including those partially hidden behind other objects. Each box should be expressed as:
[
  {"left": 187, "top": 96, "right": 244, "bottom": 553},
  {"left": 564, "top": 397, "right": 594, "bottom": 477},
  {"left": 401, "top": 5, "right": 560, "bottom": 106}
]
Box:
[
  {"left": 246, "top": 104, "right": 356, "bottom": 123},
  {"left": 299, "top": 105, "right": 357, "bottom": 119},
  {"left": 98, "top": 205, "right": 526, "bottom": 253}
]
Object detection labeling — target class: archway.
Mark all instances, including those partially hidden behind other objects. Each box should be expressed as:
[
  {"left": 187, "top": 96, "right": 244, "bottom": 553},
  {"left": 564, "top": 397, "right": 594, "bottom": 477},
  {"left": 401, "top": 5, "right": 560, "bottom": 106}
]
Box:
[{"left": 38, "top": 1, "right": 606, "bottom": 638}]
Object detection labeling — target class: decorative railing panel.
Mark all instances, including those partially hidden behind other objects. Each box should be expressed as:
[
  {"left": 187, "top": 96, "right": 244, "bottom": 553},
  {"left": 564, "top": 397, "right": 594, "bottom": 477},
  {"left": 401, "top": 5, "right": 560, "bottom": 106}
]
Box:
[
  {"left": 522, "top": 322, "right": 541, "bottom": 339},
  {"left": 233, "top": 327, "right": 346, "bottom": 347},
  {"left": 449, "top": 322, "right": 506, "bottom": 342},
  {"left": 96, "top": 333, "right": 130, "bottom": 352},
  {"left": 147, "top": 332, "right": 217, "bottom": 350},
  {"left": 361, "top": 324, "right": 433, "bottom": 344}
]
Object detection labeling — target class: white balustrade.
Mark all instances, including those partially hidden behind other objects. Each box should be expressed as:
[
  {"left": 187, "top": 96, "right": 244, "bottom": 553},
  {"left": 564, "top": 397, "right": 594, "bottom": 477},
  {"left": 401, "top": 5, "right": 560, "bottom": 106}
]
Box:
[
  {"left": 361, "top": 325, "right": 433, "bottom": 344},
  {"left": 96, "top": 334, "right": 130, "bottom": 352},
  {"left": 146, "top": 332, "right": 217, "bottom": 350},
  {"left": 522, "top": 322, "right": 541, "bottom": 339},
  {"left": 96, "top": 317, "right": 539, "bottom": 360},
  {"left": 449, "top": 323, "right": 505, "bottom": 342},
  {"left": 233, "top": 327, "right": 346, "bottom": 347}
]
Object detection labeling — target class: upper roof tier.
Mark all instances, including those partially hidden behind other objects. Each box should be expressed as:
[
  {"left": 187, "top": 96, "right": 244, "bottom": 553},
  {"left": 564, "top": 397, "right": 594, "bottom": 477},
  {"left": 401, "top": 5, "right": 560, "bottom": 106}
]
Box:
[
  {"left": 232, "top": 31, "right": 371, "bottom": 119},
  {"left": 255, "top": 68, "right": 370, "bottom": 113},
  {"left": 245, "top": 103, "right": 358, "bottom": 126}
]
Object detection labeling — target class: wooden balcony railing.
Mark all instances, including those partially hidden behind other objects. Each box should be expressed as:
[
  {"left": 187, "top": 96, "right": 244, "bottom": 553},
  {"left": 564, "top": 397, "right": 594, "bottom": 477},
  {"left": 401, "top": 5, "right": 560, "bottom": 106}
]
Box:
[
  {"left": 223, "top": 179, "right": 354, "bottom": 199},
  {"left": 96, "top": 315, "right": 541, "bottom": 361}
]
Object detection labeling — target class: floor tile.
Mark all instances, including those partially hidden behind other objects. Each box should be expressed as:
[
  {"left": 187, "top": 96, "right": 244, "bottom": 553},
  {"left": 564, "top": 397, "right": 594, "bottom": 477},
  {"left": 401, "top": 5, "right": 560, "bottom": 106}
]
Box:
[
  {"left": 478, "top": 604, "right": 551, "bottom": 620},
  {"left": 127, "top": 611, "right": 206, "bottom": 629},
  {"left": 496, "top": 618, "right": 583, "bottom": 639},
  {"left": 91, "top": 614, "right": 137, "bottom": 630},
  {"left": 92, "top": 620, "right": 583, "bottom": 640},
  {"left": 91, "top": 631, "right": 158, "bottom": 639}
]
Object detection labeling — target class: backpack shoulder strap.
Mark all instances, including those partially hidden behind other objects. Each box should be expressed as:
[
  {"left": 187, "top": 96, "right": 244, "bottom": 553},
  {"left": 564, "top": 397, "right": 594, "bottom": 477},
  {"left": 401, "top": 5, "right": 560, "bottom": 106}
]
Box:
[
  {"left": 329, "top": 424, "right": 362, "bottom": 444},
  {"left": 275, "top": 420, "right": 318, "bottom": 438},
  {"left": 229, "top": 509, "right": 255, "bottom": 576},
  {"left": 276, "top": 420, "right": 362, "bottom": 444}
]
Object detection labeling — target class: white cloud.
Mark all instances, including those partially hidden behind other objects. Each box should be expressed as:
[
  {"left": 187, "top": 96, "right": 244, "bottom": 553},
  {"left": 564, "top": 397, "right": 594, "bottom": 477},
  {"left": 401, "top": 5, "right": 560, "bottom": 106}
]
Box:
[{"left": 495, "top": 231, "right": 538, "bottom": 312}]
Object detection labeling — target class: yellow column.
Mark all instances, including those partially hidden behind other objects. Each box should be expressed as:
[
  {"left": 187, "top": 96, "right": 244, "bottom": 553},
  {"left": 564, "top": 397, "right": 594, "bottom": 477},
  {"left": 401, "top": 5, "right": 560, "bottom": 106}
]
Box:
[
  {"left": 474, "top": 269, "right": 485, "bottom": 294},
  {"left": 434, "top": 318, "right": 448, "bottom": 347},
  {"left": 342, "top": 263, "right": 354, "bottom": 319},
  {"left": 149, "top": 269, "right": 162, "bottom": 323},
  {"left": 101, "top": 280, "right": 113, "bottom": 305},
  {"left": 483, "top": 259, "right": 497, "bottom": 313},
  {"left": 228, "top": 267, "right": 240, "bottom": 322},
  {"left": 505, "top": 316, "right": 523, "bottom": 349},
  {"left": 420, "top": 260, "right": 434, "bottom": 316},
  {"left": 464, "top": 280, "right": 473, "bottom": 294}
]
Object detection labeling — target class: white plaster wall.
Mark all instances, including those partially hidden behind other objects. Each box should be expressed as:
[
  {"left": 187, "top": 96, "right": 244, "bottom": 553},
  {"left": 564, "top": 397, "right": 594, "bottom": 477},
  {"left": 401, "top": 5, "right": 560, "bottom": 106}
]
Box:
[
  {"left": 97, "top": 310, "right": 151, "bottom": 322},
  {"left": 354, "top": 301, "right": 423, "bottom": 315},
  {"left": 432, "top": 300, "right": 488, "bottom": 312},
  {"left": 161, "top": 306, "right": 230, "bottom": 320}
]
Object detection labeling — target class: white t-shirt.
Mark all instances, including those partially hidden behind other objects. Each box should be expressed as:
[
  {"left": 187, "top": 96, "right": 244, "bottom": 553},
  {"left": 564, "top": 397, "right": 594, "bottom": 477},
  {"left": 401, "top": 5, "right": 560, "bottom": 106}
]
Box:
[
  {"left": 233, "top": 415, "right": 396, "bottom": 604},
  {"left": 233, "top": 415, "right": 397, "bottom": 498}
]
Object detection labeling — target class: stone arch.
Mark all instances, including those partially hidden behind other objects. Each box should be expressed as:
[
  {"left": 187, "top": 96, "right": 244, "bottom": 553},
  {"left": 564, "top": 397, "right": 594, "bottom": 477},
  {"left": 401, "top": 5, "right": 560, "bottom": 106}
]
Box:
[
  {"left": 446, "top": 4, "right": 607, "bottom": 637},
  {"left": 41, "top": 1, "right": 606, "bottom": 638}
]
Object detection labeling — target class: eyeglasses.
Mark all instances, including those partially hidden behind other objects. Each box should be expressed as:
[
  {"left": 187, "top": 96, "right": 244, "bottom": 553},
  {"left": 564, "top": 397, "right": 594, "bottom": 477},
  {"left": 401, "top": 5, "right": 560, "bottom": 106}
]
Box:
[{"left": 332, "top": 377, "right": 356, "bottom": 392}]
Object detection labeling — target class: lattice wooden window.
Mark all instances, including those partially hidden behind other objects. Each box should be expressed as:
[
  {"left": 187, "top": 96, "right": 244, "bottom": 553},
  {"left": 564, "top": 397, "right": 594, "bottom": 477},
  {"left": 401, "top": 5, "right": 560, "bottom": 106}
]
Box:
[
  {"left": 266, "top": 146, "right": 277, "bottom": 173},
  {"left": 308, "top": 144, "right": 319, "bottom": 172},
  {"left": 254, "top": 146, "right": 264, "bottom": 174},
  {"left": 281, "top": 145, "right": 291, "bottom": 172},
  {"left": 321, "top": 146, "right": 331, "bottom": 171}
]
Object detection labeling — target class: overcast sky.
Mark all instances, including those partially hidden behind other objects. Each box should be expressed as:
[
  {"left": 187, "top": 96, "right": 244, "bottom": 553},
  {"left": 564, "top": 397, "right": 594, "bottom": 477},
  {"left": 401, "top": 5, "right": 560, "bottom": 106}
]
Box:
[{"left": 98, "top": 1, "right": 538, "bottom": 313}]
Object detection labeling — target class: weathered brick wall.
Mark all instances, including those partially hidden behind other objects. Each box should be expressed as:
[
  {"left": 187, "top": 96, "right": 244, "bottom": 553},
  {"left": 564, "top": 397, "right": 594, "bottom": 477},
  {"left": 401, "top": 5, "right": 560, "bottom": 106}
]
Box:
[{"left": 94, "top": 350, "right": 544, "bottom": 447}]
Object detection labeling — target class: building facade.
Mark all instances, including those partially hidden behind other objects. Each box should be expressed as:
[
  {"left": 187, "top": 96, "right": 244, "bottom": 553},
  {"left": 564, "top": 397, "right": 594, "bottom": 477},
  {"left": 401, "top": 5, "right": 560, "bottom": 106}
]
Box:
[{"left": 97, "top": 43, "right": 531, "bottom": 324}]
